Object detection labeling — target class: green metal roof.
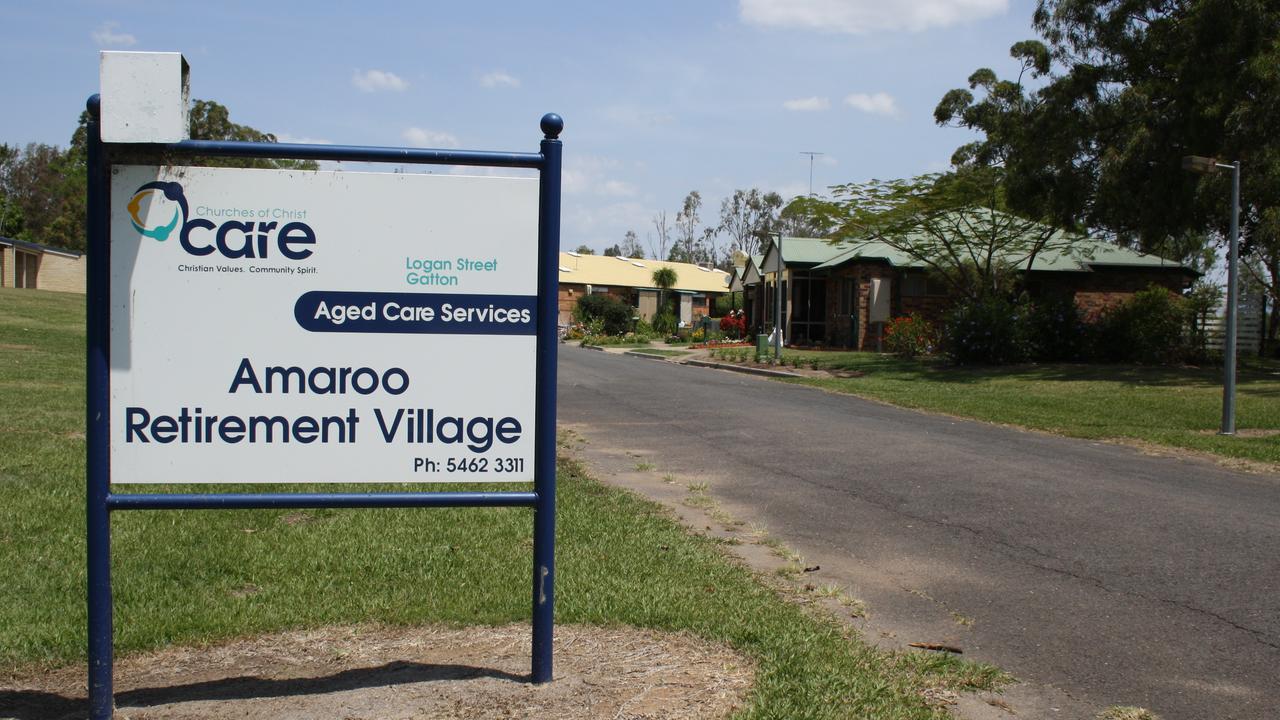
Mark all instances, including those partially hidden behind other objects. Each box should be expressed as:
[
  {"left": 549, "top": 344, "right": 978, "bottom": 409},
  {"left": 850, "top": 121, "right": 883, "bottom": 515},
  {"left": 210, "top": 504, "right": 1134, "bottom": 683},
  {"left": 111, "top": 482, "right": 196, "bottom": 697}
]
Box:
[
  {"left": 810, "top": 241, "right": 920, "bottom": 270},
  {"left": 764, "top": 236, "right": 858, "bottom": 266},
  {"left": 798, "top": 225, "right": 1197, "bottom": 275}
]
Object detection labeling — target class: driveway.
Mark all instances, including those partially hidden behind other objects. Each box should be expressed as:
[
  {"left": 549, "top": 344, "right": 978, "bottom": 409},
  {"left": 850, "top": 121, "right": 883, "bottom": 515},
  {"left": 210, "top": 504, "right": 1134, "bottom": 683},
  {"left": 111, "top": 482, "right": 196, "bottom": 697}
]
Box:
[{"left": 557, "top": 346, "right": 1280, "bottom": 720}]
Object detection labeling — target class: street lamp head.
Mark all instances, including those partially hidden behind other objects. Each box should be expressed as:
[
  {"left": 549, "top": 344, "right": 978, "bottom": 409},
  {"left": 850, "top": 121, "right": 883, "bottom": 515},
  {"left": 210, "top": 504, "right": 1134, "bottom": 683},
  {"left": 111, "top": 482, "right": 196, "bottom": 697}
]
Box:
[{"left": 1182, "top": 155, "right": 1220, "bottom": 174}]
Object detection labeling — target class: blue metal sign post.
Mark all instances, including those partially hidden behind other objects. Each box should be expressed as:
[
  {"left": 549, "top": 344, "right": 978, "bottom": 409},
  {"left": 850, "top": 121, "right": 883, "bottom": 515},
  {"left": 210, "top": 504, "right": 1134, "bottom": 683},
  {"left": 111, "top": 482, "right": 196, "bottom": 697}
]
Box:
[{"left": 83, "top": 94, "right": 562, "bottom": 718}]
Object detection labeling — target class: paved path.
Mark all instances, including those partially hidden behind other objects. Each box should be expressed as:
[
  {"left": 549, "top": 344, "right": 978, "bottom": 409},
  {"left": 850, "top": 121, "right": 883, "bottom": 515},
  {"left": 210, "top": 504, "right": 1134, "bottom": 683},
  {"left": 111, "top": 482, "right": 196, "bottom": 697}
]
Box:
[{"left": 557, "top": 346, "right": 1280, "bottom": 720}]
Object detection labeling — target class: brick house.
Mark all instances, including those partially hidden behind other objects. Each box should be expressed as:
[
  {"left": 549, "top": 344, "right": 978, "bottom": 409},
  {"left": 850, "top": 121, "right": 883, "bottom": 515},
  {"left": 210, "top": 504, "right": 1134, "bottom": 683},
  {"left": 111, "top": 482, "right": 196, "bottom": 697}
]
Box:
[
  {"left": 557, "top": 252, "right": 732, "bottom": 327},
  {"left": 0, "top": 237, "right": 86, "bottom": 293},
  {"left": 741, "top": 235, "right": 1198, "bottom": 350}
]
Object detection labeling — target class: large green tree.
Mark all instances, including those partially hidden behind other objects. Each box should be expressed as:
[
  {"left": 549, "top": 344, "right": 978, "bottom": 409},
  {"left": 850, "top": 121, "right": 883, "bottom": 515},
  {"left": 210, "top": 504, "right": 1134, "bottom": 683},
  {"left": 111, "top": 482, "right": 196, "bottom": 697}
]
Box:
[
  {"left": 0, "top": 142, "right": 86, "bottom": 251},
  {"left": 809, "top": 166, "right": 1075, "bottom": 300},
  {"left": 935, "top": 0, "right": 1280, "bottom": 323}
]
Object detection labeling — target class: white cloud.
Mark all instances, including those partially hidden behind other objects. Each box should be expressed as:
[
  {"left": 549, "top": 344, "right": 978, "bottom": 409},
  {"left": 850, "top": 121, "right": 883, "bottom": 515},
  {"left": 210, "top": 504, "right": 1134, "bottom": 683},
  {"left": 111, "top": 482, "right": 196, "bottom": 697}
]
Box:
[
  {"left": 403, "top": 127, "right": 459, "bottom": 148},
  {"left": 275, "top": 132, "right": 332, "bottom": 145},
  {"left": 740, "top": 0, "right": 1008, "bottom": 34},
  {"left": 480, "top": 71, "right": 520, "bottom": 88},
  {"left": 782, "top": 96, "right": 830, "bottom": 112},
  {"left": 845, "top": 92, "right": 898, "bottom": 115},
  {"left": 352, "top": 69, "right": 408, "bottom": 93},
  {"left": 92, "top": 21, "right": 136, "bottom": 47},
  {"left": 564, "top": 201, "right": 651, "bottom": 245},
  {"left": 599, "top": 180, "right": 638, "bottom": 197},
  {"left": 600, "top": 104, "right": 676, "bottom": 130},
  {"left": 563, "top": 155, "right": 638, "bottom": 198}
]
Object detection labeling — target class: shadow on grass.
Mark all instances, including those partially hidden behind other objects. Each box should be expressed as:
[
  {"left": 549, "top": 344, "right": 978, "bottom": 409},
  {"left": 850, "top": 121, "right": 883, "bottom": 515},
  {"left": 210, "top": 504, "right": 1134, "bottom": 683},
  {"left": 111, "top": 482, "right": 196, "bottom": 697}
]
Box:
[
  {"left": 808, "top": 353, "right": 1276, "bottom": 389},
  {"left": 0, "top": 661, "right": 527, "bottom": 720}
]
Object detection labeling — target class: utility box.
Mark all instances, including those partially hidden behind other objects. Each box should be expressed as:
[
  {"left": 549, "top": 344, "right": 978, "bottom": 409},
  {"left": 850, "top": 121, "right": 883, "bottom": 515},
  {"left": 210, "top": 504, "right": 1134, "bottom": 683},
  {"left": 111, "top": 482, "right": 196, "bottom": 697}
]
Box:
[
  {"left": 100, "top": 51, "right": 190, "bottom": 143},
  {"left": 869, "top": 277, "right": 891, "bottom": 323}
]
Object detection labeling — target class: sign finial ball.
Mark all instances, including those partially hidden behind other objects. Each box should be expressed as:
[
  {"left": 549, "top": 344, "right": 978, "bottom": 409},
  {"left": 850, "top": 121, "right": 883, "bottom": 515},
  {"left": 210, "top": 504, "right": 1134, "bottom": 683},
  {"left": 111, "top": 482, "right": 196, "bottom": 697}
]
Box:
[{"left": 540, "top": 113, "right": 563, "bottom": 140}]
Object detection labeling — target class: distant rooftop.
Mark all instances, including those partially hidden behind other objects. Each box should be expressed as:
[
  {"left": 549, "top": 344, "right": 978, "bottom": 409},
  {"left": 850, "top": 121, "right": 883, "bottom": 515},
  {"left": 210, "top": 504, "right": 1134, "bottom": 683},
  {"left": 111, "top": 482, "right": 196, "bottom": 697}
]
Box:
[{"left": 557, "top": 252, "right": 731, "bottom": 293}]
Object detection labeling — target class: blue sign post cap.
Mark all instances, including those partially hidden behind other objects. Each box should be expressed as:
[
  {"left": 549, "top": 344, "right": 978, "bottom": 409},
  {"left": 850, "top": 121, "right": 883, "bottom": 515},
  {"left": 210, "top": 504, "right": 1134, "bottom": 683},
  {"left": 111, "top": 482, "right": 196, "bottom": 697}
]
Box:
[{"left": 540, "top": 113, "right": 563, "bottom": 140}]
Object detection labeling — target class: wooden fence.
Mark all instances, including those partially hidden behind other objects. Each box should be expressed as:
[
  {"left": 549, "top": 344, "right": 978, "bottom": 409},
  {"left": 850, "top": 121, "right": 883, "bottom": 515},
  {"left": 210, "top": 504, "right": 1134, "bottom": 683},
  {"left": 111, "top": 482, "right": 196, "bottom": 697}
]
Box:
[{"left": 1195, "top": 293, "right": 1267, "bottom": 355}]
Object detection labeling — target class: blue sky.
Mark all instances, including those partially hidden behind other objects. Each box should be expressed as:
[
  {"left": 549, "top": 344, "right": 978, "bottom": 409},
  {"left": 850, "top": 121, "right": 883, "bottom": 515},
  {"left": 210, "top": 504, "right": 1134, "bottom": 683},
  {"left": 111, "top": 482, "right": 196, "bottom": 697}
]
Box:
[{"left": 2, "top": 0, "right": 1041, "bottom": 254}]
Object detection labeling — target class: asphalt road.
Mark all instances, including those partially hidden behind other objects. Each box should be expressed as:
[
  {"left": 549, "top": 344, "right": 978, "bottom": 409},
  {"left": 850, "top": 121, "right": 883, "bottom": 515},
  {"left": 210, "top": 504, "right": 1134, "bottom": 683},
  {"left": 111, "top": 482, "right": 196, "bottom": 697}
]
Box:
[{"left": 557, "top": 346, "right": 1280, "bottom": 720}]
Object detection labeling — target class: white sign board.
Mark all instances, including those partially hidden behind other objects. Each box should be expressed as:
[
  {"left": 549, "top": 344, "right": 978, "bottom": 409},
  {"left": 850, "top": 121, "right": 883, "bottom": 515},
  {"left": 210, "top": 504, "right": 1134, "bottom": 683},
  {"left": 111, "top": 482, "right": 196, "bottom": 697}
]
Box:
[{"left": 109, "top": 165, "right": 538, "bottom": 483}]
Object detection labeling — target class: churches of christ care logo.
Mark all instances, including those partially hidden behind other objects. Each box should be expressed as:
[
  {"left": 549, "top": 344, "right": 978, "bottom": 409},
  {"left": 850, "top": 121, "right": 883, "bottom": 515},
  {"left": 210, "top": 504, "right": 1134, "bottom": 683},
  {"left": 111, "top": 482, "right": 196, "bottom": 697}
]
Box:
[
  {"left": 127, "top": 181, "right": 188, "bottom": 242},
  {"left": 125, "top": 178, "right": 317, "bottom": 260}
]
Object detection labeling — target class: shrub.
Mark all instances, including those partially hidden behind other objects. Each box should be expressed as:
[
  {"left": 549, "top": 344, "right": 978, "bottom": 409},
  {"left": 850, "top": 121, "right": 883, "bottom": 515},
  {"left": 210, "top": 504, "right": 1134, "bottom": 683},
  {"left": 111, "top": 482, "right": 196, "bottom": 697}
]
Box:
[
  {"left": 883, "top": 314, "right": 936, "bottom": 358},
  {"left": 575, "top": 294, "right": 633, "bottom": 336},
  {"left": 713, "top": 293, "right": 743, "bottom": 316},
  {"left": 720, "top": 311, "right": 747, "bottom": 339},
  {"left": 633, "top": 319, "right": 657, "bottom": 340},
  {"left": 942, "top": 293, "right": 1034, "bottom": 365},
  {"left": 1024, "top": 294, "right": 1085, "bottom": 361},
  {"left": 1089, "top": 285, "right": 1190, "bottom": 364},
  {"left": 652, "top": 310, "right": 678, "bottom": 336}
]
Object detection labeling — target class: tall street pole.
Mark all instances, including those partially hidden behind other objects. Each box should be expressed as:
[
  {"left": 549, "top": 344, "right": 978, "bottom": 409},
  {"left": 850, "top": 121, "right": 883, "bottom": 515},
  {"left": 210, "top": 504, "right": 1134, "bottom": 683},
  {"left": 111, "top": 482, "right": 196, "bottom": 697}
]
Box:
[
  {"left": 1182, "top": 155, "right": 1241, "bottom": 435},
  {"left": 774, "top": 233, "right": 783, "bottom": 361},
  {"left": 1222, "top": 160, "right": 1241, "bottom": 435}
]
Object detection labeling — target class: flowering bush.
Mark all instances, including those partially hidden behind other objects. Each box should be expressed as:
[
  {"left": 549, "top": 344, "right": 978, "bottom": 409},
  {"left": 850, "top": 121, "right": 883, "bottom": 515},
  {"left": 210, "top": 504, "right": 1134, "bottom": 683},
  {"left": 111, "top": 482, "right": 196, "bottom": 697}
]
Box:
[
  {"left": 883, "top": 314, "right": 937, "bottom": 358},
  {"left": 719, "top": 311, "right": 747, "bottom": 339}
]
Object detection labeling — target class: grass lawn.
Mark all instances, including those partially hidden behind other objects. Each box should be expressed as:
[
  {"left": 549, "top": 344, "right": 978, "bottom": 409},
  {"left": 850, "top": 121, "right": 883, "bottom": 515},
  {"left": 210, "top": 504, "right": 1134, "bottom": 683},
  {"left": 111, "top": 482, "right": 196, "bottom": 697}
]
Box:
[
  {"left": 579, "top": 340, "right": 654, "bottom": 349},
  {"left": 777, "top": 349, "right": 1280, "bottom": 465},
  {"left": 0, "top": 288, "right": 1004, "bottom": 719}
]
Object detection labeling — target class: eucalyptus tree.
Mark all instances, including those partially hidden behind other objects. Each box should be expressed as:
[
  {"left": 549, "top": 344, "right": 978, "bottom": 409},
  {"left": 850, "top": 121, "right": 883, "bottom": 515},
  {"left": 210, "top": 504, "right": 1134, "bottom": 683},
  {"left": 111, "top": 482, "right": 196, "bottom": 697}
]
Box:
[{"left": 935, "top": 0, "right": 1279, "bottom": 329}]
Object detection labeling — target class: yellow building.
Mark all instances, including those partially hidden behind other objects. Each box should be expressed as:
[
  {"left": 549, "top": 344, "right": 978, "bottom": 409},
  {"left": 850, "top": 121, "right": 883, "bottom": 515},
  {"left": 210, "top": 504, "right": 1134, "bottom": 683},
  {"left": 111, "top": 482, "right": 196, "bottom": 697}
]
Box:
[
  {"left": 557, "top": 252, "right": 732, "bottom": 327},
  {"left": 0, "top": 237, "right": 86, "bottom": 294}
]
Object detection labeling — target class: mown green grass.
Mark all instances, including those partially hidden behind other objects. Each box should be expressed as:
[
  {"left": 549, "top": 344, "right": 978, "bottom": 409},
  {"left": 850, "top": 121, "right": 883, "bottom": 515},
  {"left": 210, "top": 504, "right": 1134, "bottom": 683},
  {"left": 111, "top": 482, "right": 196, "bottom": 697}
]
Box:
[
  {"left": 779, "top": 349, "right": 1280, "bottom": 464},
  {"left": 579, "top": 340, "right": 654, "bottom": 349},
  {"left": 0, "top": 288, "right": 1004, "bottom": 718}
]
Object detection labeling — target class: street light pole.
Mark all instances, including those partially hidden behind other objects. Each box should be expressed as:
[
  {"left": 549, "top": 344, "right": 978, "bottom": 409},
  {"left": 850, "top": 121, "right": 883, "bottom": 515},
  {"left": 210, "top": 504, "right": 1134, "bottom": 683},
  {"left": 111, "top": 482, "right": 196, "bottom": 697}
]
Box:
[
  {"left": 774, "top": 232, "right": 783, "bottom": 361},
  {"left": 1182, "top": 155, "right": 1241, "bottom": 435},
  {"left": 1223, "top": 160, "right": 1241, "bottom": 435}
]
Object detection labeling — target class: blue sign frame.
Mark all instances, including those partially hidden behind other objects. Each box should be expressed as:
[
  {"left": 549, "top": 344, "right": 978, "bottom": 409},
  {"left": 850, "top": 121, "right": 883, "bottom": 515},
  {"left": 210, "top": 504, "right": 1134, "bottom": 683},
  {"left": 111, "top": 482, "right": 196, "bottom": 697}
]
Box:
[{"left": 83, "top": 94, "right": 562, "bottom": 719}]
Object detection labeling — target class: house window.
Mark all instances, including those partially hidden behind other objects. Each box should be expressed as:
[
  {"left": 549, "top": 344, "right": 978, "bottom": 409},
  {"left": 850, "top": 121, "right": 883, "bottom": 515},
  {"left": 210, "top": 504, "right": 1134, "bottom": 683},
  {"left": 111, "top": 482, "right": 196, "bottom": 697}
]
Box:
[
  {"left": 839, "top": 278, "right": 856, "bottom": 314},
  {"left": 591, "top": 286, "right": 610, "bottom": 295},
  {"left": 902, "top": 274, "right": 946, "bottom": 297}
]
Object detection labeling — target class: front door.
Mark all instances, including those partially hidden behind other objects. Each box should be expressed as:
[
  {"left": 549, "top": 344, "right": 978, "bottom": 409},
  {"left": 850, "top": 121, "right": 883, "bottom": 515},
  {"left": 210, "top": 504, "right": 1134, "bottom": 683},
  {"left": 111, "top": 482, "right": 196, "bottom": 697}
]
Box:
[{"left": 835, "top": 278, "right": 857, "bottom": 348}]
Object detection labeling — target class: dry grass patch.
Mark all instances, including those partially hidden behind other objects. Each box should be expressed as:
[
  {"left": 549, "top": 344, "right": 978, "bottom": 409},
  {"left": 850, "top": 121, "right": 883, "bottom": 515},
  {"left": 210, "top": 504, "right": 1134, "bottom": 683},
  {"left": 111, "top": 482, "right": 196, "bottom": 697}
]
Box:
[{"left": 1, "top": 624, "right": 754, "bottom": 720}]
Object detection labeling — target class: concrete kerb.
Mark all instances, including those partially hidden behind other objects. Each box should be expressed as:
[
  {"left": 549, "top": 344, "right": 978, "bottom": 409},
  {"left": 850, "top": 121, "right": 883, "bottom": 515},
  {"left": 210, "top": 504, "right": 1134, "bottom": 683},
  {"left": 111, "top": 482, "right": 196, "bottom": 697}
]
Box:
[
  {"left": 585, "top": 344, "right": 803, "bottom": 380},
  {"left": 682, "top": 358, "right": 802, "bottom": 379}
]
